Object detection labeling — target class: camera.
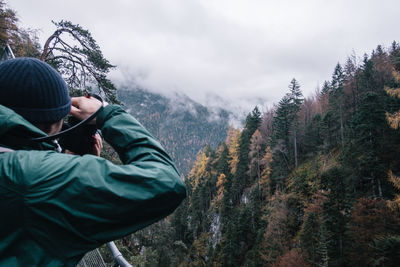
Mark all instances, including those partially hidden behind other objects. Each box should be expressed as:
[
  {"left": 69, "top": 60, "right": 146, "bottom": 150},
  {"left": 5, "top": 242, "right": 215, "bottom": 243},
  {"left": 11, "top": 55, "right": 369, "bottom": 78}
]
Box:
[
  {"left": 58, "top": 116, "right": 99, "bottom": 155},
  {"left": 31, "top": 94, "right": 104, "bottom": 153}
]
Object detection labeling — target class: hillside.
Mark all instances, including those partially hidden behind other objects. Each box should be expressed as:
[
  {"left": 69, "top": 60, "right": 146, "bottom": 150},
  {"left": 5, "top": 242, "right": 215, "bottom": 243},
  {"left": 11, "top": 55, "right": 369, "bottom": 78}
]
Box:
[
  {"left": 2, "top": 2, "right": 400, "bottom": 265},
  {"left": 118, "top": 88, "right": 231, "bottom": 175},
  {"left": 117, "top": 44, "right": 400, "bottom": 267},
  {"left": 4, "top": 1, "right": 400, "bottom": 266}
]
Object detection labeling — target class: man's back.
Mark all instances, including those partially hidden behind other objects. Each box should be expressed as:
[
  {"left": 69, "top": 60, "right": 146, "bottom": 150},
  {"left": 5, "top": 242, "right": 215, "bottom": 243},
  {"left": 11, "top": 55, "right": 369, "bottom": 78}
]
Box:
[{"left": 0, "top": 98, "right": 186, "bottom": 266}]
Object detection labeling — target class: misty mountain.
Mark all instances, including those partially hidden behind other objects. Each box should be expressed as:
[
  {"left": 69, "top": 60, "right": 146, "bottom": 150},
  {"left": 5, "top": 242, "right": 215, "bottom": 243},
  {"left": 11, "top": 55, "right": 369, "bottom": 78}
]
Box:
[{"left": 118, "top": 88, "right": 231, "bottom": 175}]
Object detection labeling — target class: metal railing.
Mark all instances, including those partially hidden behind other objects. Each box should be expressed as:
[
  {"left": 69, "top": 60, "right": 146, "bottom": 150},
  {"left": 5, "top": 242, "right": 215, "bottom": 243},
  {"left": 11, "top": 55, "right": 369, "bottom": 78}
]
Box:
[
  {"left": 77, "top": 241, "right": 132, "bottom": 267},
  {"left": 107, "top": 242, "right": 133, "bottom": 267},
  {"left": 0, "top": 42, "right": 15, "bottom": 62}
]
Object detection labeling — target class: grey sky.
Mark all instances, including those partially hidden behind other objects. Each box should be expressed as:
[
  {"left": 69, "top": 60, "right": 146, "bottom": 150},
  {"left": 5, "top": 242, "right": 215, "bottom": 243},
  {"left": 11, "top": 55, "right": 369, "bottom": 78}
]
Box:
[{"left": 10, "top": 0, "right": 400, "bottom": 113}]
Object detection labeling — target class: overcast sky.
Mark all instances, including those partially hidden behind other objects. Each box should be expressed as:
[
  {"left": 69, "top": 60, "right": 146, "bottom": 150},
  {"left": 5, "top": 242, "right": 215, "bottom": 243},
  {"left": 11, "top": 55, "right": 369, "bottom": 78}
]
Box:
[{"left": 10, "top": 0, "right": 400, "bottom": 113}]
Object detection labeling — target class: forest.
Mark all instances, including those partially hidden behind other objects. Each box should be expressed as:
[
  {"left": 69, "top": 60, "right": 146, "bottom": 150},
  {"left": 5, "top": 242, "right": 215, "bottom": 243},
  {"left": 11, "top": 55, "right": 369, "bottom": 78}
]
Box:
[
  {"left": 117, "top": 88, "right": 230, "bottom": 175},
  {"left": 130, "top": 44, "right": 400, "bottom": 267},
  {"left": 1, "top": 1, "right": 400, "bottom": 266}
]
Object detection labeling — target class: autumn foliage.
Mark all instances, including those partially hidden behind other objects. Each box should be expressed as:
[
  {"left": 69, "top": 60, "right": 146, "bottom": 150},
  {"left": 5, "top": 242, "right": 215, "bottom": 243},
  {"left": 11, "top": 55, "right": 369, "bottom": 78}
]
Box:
[{"left": 3, "top": 2, "right": 400, "bottom": 265}]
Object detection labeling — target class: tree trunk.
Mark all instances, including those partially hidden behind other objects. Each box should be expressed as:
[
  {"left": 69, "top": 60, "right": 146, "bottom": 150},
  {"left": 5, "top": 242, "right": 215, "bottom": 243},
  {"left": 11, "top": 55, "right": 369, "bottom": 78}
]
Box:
[
  {"left": 378, "top": 178, "right": 383, "bottom": 198},
  {"left": 294, "top": 125, "right": 298, "bottom": 168},
  {"left": 340, "top": 105, "right": 344, "bottom": 151}
]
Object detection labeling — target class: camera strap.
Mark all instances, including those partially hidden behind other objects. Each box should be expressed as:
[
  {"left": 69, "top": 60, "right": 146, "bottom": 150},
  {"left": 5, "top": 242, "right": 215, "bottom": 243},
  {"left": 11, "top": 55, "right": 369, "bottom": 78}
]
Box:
[{"left": 31, "top": 94, "right": 104, "bottom": 143}]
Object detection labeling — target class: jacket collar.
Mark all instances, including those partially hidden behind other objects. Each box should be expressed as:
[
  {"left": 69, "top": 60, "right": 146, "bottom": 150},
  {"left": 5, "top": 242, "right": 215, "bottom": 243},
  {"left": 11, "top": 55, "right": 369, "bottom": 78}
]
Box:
[{"left": 0, "top": 105, "right": 57, "bottom": 151}]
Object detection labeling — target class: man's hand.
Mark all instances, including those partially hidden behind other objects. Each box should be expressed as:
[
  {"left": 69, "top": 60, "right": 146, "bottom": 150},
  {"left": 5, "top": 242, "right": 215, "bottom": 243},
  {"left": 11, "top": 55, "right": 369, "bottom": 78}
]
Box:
[
  {"left": 69, "top": 96, "right": 106, "bottom": 156},
  {"left": 70, "top": 96, "right": 108, "bottom": 123},
  {"left": 65, "top": 133, "right": 103, "bottom": 156},
  {"left": 92, "top": 133, "right": 103, "bottom": 156}
]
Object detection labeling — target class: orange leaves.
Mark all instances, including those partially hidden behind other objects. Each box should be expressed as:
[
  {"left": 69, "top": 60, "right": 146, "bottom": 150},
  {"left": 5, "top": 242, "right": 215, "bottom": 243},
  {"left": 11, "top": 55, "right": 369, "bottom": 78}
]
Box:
[
  {"left": 384, "top": 69, "right": 400, "bottom": 129},
  {"left": 347, "top": 198, "right": 400, "bottom": 266},
  {"left": 385, "top": 70, "right": 400, "bottom": 211},
  {"left": 260, "top": 146, "right": 273, "bottom": 196},
  {"left": 216, "top": 173, "right": 226, "bottom": 201},
  {"left": 385, "top": 110, "right": 400, "bottom": 129},
  {"left": 260, "top": 191, "right": 291, "bottom": 264},
  {"left": 271, "top": 249, "right": 310, "bottom": 267},
  {"left": 226, "top": 127, "right": 241, "bottom": 175},
  {"left": 188, "top": 151, "right": 210, "bottom": 190},
  {"left": 388, "top": 170, "right": 400, "bottom": 211}
]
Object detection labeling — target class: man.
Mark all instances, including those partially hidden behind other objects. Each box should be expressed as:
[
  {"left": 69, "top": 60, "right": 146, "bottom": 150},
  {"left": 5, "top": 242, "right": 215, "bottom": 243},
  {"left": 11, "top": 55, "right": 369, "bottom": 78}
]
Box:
[{"left": 0, "top": 58, "right": 186, "bottom": 266}]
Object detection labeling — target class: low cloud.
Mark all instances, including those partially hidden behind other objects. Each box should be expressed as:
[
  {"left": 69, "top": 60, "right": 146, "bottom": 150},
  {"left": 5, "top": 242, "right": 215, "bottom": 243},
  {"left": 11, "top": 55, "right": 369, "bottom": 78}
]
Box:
[{"left": 12, "top": 0, "right": 400, "bottom": 114}]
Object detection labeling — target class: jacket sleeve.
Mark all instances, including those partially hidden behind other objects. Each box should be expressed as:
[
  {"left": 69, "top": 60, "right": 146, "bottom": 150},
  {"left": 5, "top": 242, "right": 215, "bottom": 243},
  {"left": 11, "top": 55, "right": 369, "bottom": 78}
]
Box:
[{"left": 20, "top": 105, "right": 186, "bottom": 257}]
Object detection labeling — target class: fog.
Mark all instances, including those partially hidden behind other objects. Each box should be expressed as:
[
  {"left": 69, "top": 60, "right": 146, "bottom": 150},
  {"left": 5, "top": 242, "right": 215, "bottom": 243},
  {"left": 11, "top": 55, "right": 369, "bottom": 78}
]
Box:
[{"left": 11, "top": 0, "right": 400, "bottom": 113}]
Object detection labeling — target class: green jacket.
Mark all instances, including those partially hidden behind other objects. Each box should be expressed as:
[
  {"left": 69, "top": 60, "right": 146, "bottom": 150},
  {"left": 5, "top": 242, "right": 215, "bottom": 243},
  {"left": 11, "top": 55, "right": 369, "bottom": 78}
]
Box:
[{"left": 0, "top": 104, "right": 186, "bottom": 267}]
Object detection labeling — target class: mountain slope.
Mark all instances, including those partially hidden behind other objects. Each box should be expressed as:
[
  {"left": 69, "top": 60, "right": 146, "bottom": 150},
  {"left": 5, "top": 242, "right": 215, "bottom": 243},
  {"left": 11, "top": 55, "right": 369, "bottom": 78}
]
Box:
[{"left": 118, "top": 88, "right": 231, "bottom": 175}]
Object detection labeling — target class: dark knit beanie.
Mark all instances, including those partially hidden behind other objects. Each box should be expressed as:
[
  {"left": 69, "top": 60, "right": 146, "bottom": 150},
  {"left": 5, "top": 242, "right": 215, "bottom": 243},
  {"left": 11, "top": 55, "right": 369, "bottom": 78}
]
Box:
[{"left": 0, "top": 57, "right": 71, "bottom": 123}]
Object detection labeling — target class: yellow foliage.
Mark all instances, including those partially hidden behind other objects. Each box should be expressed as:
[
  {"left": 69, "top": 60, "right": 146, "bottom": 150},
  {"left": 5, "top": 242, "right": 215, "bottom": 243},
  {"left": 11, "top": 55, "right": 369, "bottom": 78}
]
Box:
[
  {"left": 385, "top": 69, "right": 400, "bottom": 129},
  {"left": 384, "top": 86, "right": 400, "bottom": 98},
  {"left": 318, "top": 151, "right": 340, "bottom": 173},
  {"left": 225, "top": 127, "right": 241, "bottom": 175},
  {"left": 392, "top": 67, "right": 400, "bottom": 83},
  {"left": 192, "top": 232, "right": 211, "bottom": 267},
  {"left": 386, "top": 111, "right": 400, "bottom": 129},
  {"left": 389, "top": 170, "right": 400, "bottom": 188},
  {"left": 260, "top": 190, "right": 290, "bottom": 264},
  {"left": 385, "top": 70, "right": 400, "bottom": 211},
  {"left": 216, "top": 173, "right": 226, "bottom": 201},
  {"left": 260, "top": 146, "right": 272, "bottom": 196},
  {"left": 249, "top": 130, "right": 263, "bottom": 158},
  {"left": 387, "top": 171, "right": 400, "bottom": 211},
  {"left": 188, "top": 151, "right": 209, "bottom": 190}
]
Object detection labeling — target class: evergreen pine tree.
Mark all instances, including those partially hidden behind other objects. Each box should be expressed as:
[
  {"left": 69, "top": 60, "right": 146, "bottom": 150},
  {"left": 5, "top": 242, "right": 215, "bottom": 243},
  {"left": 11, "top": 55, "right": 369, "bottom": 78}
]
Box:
[
  {"left": 273, "top": 94, "right": 292, "bottom": 151},
  {"left": 303, "top": 114, "right": 323, "bottom": 157},
  {"left": 216, "top": 143, "right": 230, "bottom": 176},
  {"left": 41, "top": 20, "right": 118, "bottom": 103},
  {"left": 345, "top": 92, "right": 387, "bottom": 197},
  {"left": 231, "top": 107, "right": 261, "bottom": 203},
  {"left": 321, "top": 167, "right": 348, "bottom": 266},
  {"left": 270, "top": 79, "right": 304, "bottom": 190},
  {"left": 299, "top": 211, "right": 320, "bottom": 265},
  {"left": 328, "top": 63, "right": 346, "bottom": 150},
  {"left": 288, "top": 78, "right": 304, "bottom": 167},
  {"left": 390, "top": 41, "right": 400, "bottom": 71}
]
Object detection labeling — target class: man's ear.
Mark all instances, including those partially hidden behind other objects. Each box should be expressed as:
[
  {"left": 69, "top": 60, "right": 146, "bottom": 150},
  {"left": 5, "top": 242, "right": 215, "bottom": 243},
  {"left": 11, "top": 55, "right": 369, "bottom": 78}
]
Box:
[{"left": 35, "top": 119, "right": 64, "bottom": 135}]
